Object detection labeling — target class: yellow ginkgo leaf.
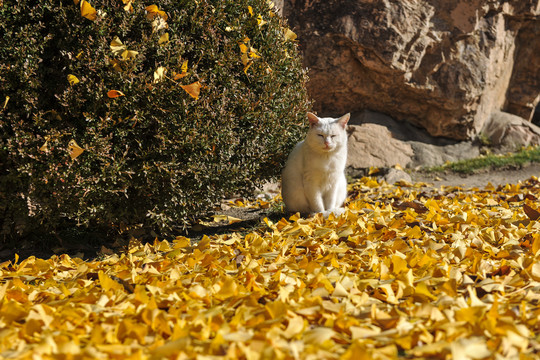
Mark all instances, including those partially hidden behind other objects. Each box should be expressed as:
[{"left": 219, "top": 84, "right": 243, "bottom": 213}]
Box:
[
  {"left": 153, "top": 66, "right": 166, "bottom": 83},
  {"left": 2, "top": 96, "right": 9, "bottom": 111},
  {"left": 107, "top": 90, "right": 125, "bottom": 98},
  {"left": 98, "top": 271, "right": 124, "bottom": 292},
  {"left": 67, "top": 74, "right": 79, "bottom": 86},
  {"left": 80, "top": 0, "right": 97, "bottom": 21},
  {"left": 180, "top": 81, "right": 201, "bottom": 100},
  {"left": 173, "top": 72, "right": 187, "bottom": 80},
  {"left": 151, "top": 17, "right": 168, "bottom": 32},
  {"left": 249, "top": 47, "right": 260, "bottom": 58},
  {"left": 248, "top": 5, "right": 254, "bottom": 16},
  {"left": 158, "top": 33, "right": 169, "bottom": 45},
  {"left": 284, "top": 28, "right": 297, "bottom": 41},
  {"left": 109, "top": 59, "right": 123, "bottom": 72},
  {"left": 122, "top": 0, "right": 133, "bottom": 12},
  {"left": 239, "top": 43, "right": 248, "bottom": 54},
  {"left": 241, "top": 52, "right": 249, "bottom": 66},
  {"left": 121, "top": 49, "right": 139, "bottom": 60},
  {"left": 39, "top": 141, "right": 49, "bottom": 152},
  {"left": 68, "top": 139, "right": 84, "bottom": 160},
  {"left": 110, "top": 37, "right": 126, "bottom": 55},
  {"left": 257, "top": 15, "right": 267, "bottom": 27},
  {"left": 181, "top": 60, "right": 188, "bottom": 74},
  {"left": 145, "top": 4, "right": 168, "bottom": 20}
]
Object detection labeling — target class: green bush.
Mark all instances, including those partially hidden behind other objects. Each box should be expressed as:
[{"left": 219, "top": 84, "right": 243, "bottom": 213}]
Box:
[{"left": 0, "top": 0, "right": 310, "bottom": 237}]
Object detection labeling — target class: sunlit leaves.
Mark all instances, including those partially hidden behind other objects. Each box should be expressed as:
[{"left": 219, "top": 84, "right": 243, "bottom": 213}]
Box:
[
  {"left": 181, "top": 60, "right": 188, "bottom": 74},
  {"left": 121, "top": 0, "right": 133, "bottom": 12},
  {"left": 238, "top": 37, "right": 260, "bottom": 74},
  {"left": 109, "top": 36, "right": 125, "bottom": 54},
  {"left": 2, "top": 177, "right": 540, "bottom": 358},
  {"left": 146, "top": 4, "right": 168, "bottom": 32}
]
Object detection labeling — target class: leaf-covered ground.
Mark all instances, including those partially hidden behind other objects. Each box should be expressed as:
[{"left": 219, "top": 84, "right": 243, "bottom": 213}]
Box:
[{"left": 2, "top": 178, "right": 540, "bottom": 359}]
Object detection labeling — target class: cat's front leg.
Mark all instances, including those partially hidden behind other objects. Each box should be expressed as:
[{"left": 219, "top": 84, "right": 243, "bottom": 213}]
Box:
[
  {"left": 304, "top": 185, "right": 325, "bottom": 213},
  {"left": 323, "top": 189, "right": 338, "bottom": 211}
]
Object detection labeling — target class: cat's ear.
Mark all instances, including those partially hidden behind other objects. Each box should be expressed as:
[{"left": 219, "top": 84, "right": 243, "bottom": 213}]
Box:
[
  {"left": 337, "top": 113, "right": 350, "bottom": 129},
  {"left": 307, "top": 112, "right": 319, "bottom": 127}
]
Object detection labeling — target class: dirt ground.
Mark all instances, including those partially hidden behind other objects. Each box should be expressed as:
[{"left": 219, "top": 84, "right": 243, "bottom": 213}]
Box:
[{"left": 410, "top": 163, "right": 540, "bottom": 188}]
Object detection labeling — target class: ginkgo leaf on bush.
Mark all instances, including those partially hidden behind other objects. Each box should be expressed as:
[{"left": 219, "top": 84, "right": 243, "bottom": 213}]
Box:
[
  {"left": 75, "top": 0, "right": 97, "bottom": 21},
  {"left": 180, "top": 81, "right": 201, "bottom": 99},
  {"left": 67, "top": 139, "right": 84, "bottom": 159},
  {"left": 107, "top": 90, "right": 125, "bottom": 98}
]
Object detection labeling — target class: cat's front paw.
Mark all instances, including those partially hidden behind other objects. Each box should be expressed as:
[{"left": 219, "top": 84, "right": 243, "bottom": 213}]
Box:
[{"left": 320, "top": 207, "right": 346, "bottom": 218}]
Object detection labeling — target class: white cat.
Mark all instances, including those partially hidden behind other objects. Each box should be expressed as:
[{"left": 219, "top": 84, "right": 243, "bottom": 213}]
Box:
[{"left": 281, "top": 112, "right": 350, "bottom": 216}]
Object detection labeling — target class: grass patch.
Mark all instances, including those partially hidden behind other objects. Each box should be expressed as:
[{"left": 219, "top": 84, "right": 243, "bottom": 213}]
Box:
[{"left": 429, "top": 146, "right": 540, "bottom": 174}]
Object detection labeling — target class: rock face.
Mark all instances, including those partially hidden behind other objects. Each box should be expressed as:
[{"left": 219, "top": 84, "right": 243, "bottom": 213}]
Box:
[
  {"left": 283, "top": 0, "right": 540, "bottom": 140},
  {"left": 481, "top": 111, "right": 540, "bottom": 151},
  {"left": 347, "top": 123, "right": 414, "bottom": 169},
  {"left": 345, "top": 111, "right": 481, "bottom": 173}
]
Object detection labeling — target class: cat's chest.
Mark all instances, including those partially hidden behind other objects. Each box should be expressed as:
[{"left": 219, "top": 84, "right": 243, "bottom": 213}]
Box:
[{"left": 302, "top": 151, "right": 345, "bottom": 178}]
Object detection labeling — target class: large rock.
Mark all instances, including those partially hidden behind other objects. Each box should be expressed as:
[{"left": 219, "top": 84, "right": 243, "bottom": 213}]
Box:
[
  {"left": 283, "top": 0, "right": 540, "bottom": 140},
  {"left": 347, "top": 123, "right": 414, "bottom": 169},
  {"left": 481, "top": 111, "right": 540, "bottom": 151},
  {"left": 346, "top": 111, "right": 481, "bottom": 173}
]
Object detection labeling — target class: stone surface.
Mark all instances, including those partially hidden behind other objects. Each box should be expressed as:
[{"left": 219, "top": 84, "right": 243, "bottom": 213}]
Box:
[
  {"left": 504, "top": 20, "right": 540, "bottom": 121},
  {"left": 346, "top": 111, "right": 481, "bottom": 172},
  {"left": 481, "top": 111, "right": 540, "bottom": 152},
  {"left": 347, "top": 123, "right": 414, "bottom": 169},
  {"left": 283, "top": 0, "right": 540, "bottom": 140},
  {"left": 382, "top": 168, "right": 412, "bottom": 185},
  {"left": 408, "top": 141, "right": 480, "bottom": 168}
]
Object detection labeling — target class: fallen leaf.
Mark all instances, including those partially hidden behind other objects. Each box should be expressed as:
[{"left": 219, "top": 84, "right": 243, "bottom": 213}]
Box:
[
  {"left": 121, "top": 49, "right": 139, "bottom": 60},
  {"left": 180, "top": 81, "right": 201, "bottom": 99},
  {"left": 67, "top": 139, "right": 84, "bottom": 159},
  {"left": 2, "top": 96, "right": 9, "bottom": 111},
  {"left": 154, "top": 66, "right": 166, "bottom": 83},
  {"left": 79, "top": 0, "right": 97, "bottom": 21},
  {"left": 158, "top": 32, "right": 169, "bottom": 45},
  {"left": 110, "top": 36, "right": 126, "bottom": 55},
  {"left": 284, "top": 28, "right": 297, "bottom": 41},
  {"left": 67, "top": 74, "right": 79, "bottom": 85},
  {"left": 146, "top": 4, "right": 168, "bottom": 21},
  {"left": 523, "top": 204, "right": 540, "bottom": 220},
  {"left": 107, "top": 90, "right": 125, "bottom": 98}
]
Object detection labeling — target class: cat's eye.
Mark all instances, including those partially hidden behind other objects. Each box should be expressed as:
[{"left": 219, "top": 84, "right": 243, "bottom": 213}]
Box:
[
  {"left": 331, "top": 135, "right": 336, "bottom": 138},
  {"left": 318, "top": 134, "right": 324, "bottom": 138}
]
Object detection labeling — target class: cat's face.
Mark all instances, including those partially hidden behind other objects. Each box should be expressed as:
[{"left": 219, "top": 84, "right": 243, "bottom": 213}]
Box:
[{"left": 305, "top": 113, "right": 350, "bottom": 153}]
